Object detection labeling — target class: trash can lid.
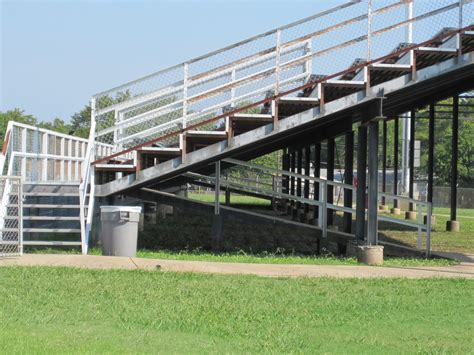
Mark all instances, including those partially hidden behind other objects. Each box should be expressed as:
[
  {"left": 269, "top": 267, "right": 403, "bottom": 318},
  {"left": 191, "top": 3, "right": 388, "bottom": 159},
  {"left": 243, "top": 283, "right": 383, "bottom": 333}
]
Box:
[{"left": 100, "top": 206, "right": 142, "bottom": 213}]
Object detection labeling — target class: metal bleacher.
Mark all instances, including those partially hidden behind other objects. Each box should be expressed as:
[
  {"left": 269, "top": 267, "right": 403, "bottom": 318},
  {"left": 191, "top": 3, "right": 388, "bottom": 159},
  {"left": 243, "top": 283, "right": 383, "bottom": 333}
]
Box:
[{"left": 1, "top": 0, "right": 473, "bottom": 255}]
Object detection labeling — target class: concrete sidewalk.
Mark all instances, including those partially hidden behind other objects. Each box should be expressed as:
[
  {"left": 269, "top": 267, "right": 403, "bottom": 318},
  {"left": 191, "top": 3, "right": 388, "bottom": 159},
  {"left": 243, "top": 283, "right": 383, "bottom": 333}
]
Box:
[{"left": 0, "top": 254, "right": 473, "bottom": 278}]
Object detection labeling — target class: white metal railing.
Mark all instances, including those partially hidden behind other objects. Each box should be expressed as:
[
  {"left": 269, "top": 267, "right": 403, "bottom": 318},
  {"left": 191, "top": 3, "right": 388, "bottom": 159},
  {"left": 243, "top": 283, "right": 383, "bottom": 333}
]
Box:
[
  {"left": 0, "top": 121, "right": 88, "bottom": 182},
  {"left": 90, "top": 0, "right": 473, "bottom": 163},
  {"left": 0, "top": 121, "right": 113, "bottom": 254}
]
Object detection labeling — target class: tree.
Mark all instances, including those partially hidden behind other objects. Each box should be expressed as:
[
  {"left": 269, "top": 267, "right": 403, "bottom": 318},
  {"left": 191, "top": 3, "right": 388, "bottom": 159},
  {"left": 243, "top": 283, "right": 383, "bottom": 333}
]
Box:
[
  {"left": 0, "top": 109, "right": 38, "bottom": 150},
  {"left": 38, "top": 118, "right": 72, "bottom": 135}
]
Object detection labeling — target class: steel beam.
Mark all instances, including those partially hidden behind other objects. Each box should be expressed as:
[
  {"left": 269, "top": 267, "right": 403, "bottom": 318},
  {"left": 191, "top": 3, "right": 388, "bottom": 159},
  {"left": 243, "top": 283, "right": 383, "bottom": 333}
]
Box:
[
  {"left": 367, "top": 120, "right": 379, "bottom": 245},
  {"left": 450, "top": 95, "right": 459, "bottom": 221},
  {"left": 427, "top": 103, "right": 435, "bottom": 203},
  {"left": 313, "top": 142, "right": 321, "bottom": 218},
  {"left": 408, "top": 109, "right": 416, "bottom": 211},
  {"left": 296, "top": 148, "right": 303, "bottom": 212},
  {"left": 304, "top": 145, "right": 311, "bottom": 214},
  {"left": 381, "top": 119, "right": 387, "bottom": 205},
  {"left": 356, "top": 125, "right": 367, "bottom": 241},
  {"left": 327, "top": 138, "right": 335, "bottom": 226},
  {"left": 393, "top": 117, "right": 399, "bottom": 208},
  {"left": 343, "top": 130, "right": 354, "bottom": 234}
]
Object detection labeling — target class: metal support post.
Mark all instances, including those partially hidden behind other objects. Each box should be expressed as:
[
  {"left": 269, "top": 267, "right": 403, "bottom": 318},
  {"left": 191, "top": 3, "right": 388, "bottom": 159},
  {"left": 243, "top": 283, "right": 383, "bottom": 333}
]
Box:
[
  {"left": 344, "top": 131, "right": 354, "bottom": 233},
  {"left": 367, "top": 120, "right": 379, "bottom": 245},
  {"left": 408, "top": 109, "right": 415, "bottom": 211},
  {"left": 327, "top": 138, "right": 335, "bottom": 226},
  {"left": 212, "top": 161, "right": 222, "bottom": 251},
  {"left": 427, "top": 104, "right": 435, "bottom": 204},
  {"left": 381, "top": 119, "right": 387, "bottom": 206},
  {"left": 304, "top": 145, "right": 310, "bottom": 215},
  {"left": 313, "top": 142, "right": 321, "bottom": 219},
  {"left": 450, "top": 95, "right": 459, "bottom": 222},
  {"left": 296, "top": 148, "right": 303, "bottom": 207},
  {"left": 356, "top": 125, "right": 367, "bottom": 241},
  {"left": 393, "top": 117, "right": 399, "bottom": 209}
]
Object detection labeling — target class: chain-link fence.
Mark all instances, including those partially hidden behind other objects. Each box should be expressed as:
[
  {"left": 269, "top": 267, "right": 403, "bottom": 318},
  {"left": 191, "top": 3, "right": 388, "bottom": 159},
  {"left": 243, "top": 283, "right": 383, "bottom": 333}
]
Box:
[
  {"left": 0, "top": 177, "right": 22, "bottom": 257},
  {"left": 91, "top": 0, "right": 474, "bottom": 166}
]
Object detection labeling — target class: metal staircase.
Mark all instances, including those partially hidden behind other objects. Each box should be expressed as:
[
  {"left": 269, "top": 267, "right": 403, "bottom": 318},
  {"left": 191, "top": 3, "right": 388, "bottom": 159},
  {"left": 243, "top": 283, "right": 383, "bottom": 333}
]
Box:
[{"left": 1, "top": 0, "right": 473, "bottom": 255}]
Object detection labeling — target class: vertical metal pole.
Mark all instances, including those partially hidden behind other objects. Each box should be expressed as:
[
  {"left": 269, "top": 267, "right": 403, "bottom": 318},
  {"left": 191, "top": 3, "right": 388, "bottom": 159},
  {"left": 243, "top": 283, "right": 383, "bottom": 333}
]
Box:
[
  {"left": 290, "top": 151, "right": 296, "bottom": 202},
  {"left": 344, "top": 130, "right": 354, "bottom": 234},
  {"left": 402, "top": 112, "right": 411, "bottom": 195},
  {"left": 327, "top": 138, "right": 335, "bottom": 226},
  {"left": 450, "top": 95, "right": 459, "bottom": 222},
  {"left": 282, "top": 152, "right": 290, "bottom": 195},
  {"left": 304, "top": 145, "right": 310, "bottom": 214},
  {"left": 183, "top": 63, "right": 189, "bottom": 129},
  {"left": 215, "top": 161, "right": 220, "bottom": 215},
  {"left": 417, "top": 203, "right": 422, "bottom": 249},
  {"left": 393, "top": 117, "right": 399, "bottom": 208},
  {"left": 409, "top": 109, "right": 415, "bottom": 211},
  {"left": 366, "top": 0, "right": 373, "bottom": 94},
  {"left": 427, "top": 103, "right": 435, "bottom": 204},
  {"left": 382, "top": 119, "right": 387, "bottom": 206},
  {"left": 458, "top": 0, "right": 464, "bottom": 55},
  {"left": 356, "top": 125, "right": 367, "bottom": 242},
  {"left": 275, "top": 29, "right": 282, "bottom": 96},
  {"left": 367, "top": 120, "right": 379, "bottom": 245},
  {"left": 296, "top": 148, "right": 303, "bottom": 213},
  {"left": 314, "top": 142, "right": 321, "bottom": 218},
  {"left": 426, "top": 202, "right": 432, "bottom": 257},
  {"left": 18, "top": 178, "right": 23, "bottom": 255}
]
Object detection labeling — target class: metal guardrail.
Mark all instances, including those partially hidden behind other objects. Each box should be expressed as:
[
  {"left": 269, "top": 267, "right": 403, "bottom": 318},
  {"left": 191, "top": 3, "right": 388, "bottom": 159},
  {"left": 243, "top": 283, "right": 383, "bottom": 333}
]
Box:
[
  {"left": 90, "top": 0, "right": 473, "bottom": 165},
  {"left": 189, "top": 158, "right": 432, "bottom": 256}
]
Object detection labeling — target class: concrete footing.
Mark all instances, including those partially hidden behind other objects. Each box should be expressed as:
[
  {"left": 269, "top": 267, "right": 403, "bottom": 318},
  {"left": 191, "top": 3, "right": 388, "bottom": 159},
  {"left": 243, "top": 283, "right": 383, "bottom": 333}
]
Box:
[
  {"left": 346, "top": 242, "right": 384, "bottom": 265},
  {"left": 446, "top": 220, "right": 460, "bottom": 232},
  {"left": 378, "top": 205, "right": 389, "bottom": 212},
  {"left": 423, "top": 215, "right": 436, "bottom": 226},
  {"left": 356, "top": 245, "right": 384, "bottom": 266},
  {"left": 405, "top": 211, "right": 417, "bottom": 221},
  {"left": 390, "top": 207, "right": 401, "bottom": 215}
]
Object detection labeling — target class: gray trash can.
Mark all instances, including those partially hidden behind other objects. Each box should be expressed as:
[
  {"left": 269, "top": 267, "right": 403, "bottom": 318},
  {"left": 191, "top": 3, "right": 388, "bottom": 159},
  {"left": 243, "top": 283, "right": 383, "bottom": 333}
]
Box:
[{"left": 100, "top": 206, "right": 142, "bottom": 257}]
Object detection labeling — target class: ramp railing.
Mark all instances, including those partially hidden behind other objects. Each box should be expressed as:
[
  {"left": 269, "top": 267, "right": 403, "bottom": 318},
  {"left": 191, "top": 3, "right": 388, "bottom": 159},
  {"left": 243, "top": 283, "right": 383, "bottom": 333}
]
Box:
[{"left": 186, "top": 158, "right": 433, "bottom": 256}]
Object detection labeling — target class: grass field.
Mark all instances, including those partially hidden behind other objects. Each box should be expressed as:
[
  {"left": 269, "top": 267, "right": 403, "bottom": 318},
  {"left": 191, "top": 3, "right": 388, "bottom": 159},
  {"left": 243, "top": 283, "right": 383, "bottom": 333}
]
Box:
[
  {"left": 188, "top": 192, "right": 270, "bottom": 206},
  {"left": 379, "top": 207, "right": 474, "bottom": 253},
  {"left": 0, "top": 267, "right": 472, "bottom": 353}
]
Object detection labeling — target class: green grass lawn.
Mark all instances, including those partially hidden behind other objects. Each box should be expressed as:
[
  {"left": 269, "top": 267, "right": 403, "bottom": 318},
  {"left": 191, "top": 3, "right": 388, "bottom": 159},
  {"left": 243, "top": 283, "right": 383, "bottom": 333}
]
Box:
[
  {"left": 0, "top": 267, "right": 472, "bottom": 353},
  {"left": 188, "top": 192, "right": 271, "bottom": 206},
  {"left": 378, "top": 207, "right": 474, "bottom": 253}
]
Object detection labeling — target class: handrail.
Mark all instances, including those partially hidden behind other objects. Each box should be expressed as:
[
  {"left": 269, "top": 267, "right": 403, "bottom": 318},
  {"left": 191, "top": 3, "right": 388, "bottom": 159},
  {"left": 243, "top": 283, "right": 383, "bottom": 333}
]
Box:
[
  {"left": 79, "top": 101, "right": 97, "bottom": 254},
  {"left": 92, "top": 24, "right": 474, "bottom": 166}
]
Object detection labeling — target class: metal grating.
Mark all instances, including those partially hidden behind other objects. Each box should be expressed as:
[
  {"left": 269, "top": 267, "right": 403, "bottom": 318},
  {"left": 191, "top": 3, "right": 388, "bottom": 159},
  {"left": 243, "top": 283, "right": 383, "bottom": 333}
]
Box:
[{"left": 0, "top": 176, "right": 22, "bottom": 257}]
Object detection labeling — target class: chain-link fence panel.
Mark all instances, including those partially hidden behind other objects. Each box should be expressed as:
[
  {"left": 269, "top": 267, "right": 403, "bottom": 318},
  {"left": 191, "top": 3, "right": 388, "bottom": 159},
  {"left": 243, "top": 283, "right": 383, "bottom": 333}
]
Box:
[{"left": 0, "top": 177, "right": 22, "bottom": 257}]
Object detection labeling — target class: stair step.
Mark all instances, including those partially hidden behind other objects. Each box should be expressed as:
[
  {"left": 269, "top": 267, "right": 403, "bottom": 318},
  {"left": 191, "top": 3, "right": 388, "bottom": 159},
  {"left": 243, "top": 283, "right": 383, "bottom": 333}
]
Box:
[
  {"left": 186, "top": 130, "right": 227, "bottom": 137},
  {"left": 23, "top": 192, "right": 79, "bottom": 197},
  {"left": 23, "top": 228, "right": 81, "bottom": 233},
  {"left": 23, "top": 216, "right": 80, "bottom": 221},
  {"left": 95, "top": 164, "right": 136, "bottom": 172},
  {"left": 22, "top": 241, "right": 82, "bottom": 246},
  {"left": 23, "top": 204, "right": 80, "bottom": 209},
  {"left": 324, "top": 79, "right": 366, "bottom": 88}
]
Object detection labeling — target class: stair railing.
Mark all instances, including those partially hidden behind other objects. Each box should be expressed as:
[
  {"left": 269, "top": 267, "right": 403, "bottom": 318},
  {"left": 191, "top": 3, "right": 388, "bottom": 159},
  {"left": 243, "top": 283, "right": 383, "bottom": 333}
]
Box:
[{"left": 91, "top": 0, "right": 473, "bottom": 167}]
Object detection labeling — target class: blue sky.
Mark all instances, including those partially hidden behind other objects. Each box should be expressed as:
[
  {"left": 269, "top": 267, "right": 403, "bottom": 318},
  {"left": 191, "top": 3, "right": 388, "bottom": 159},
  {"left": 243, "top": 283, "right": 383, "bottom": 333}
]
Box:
[{"left": 0, "top": 0, "right": 343, "bottom": 122}]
